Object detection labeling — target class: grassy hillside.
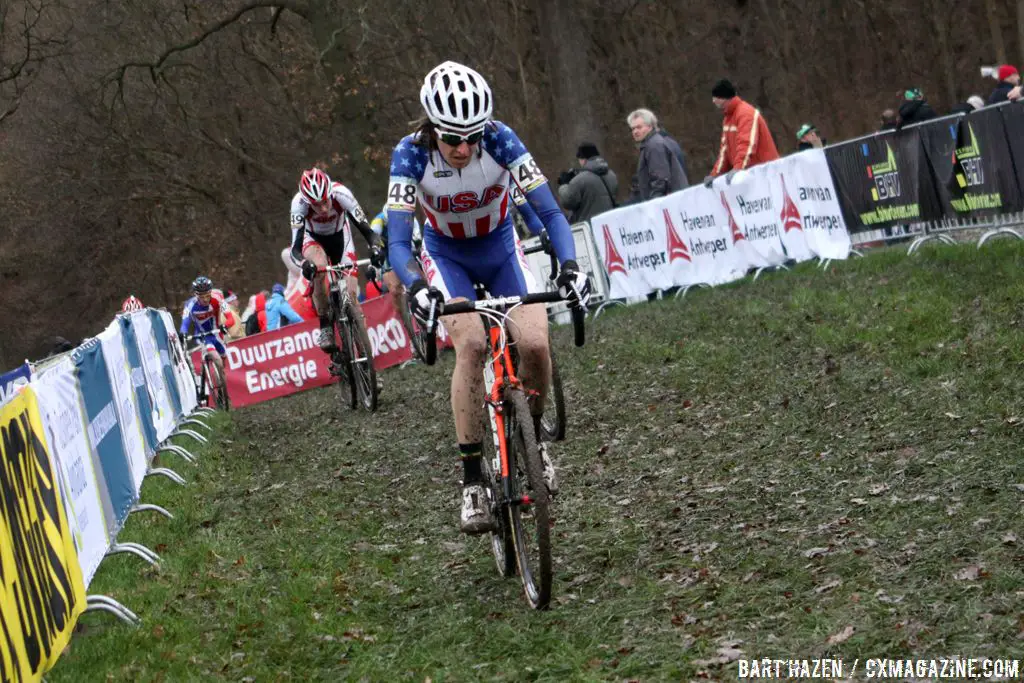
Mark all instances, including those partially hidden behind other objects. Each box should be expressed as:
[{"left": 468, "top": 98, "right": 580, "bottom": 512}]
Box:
[{"left": 51, "top": 242, "right": 1024, "bottom": 681}]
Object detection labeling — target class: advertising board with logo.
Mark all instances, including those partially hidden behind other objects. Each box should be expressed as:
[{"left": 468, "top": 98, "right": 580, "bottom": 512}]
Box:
[
  {"left": 920, "top": 110, "right": 1022, "bottom": 218},
  {"left": 825, "top": 129, "right": 942, "bottom": 231}
]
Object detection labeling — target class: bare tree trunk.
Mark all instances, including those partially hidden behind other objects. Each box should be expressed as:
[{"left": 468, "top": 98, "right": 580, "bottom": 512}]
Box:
[
  {"left": 1018, "top": 0, "right": 1024, "bottom": 66},
  {"left": 986, "top": 0, "right": 1007, "bottom": 64},
  {"left": 932, "top": 0, "right": 958, "bottom": 106},
  {"left": 531, "top": 0, "right": 600, "bottom": 162}
]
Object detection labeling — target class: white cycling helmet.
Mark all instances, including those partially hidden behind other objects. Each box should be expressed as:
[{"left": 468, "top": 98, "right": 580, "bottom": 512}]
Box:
[{"left": 420, "top": 61, "right": 493, "bottom": 135}]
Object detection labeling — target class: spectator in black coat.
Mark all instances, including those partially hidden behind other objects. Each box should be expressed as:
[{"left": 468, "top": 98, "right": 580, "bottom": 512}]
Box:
[
  {"left": 949, "top": 95, "right": 985, "bottom": 115},
  {"left": 897, "top": 88, "right": 937, "bottom": 128},
  {"left": 988, "top": 65, "right": 1021, "bottom": 105},
  {"left": 557, "top": 142, "right": 619, "bottom": 223}
]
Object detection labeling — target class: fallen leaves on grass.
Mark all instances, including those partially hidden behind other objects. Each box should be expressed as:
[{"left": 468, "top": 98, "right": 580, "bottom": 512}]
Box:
[
  {"left": 1002, "top": 532, "right": 1018, "bottom": 545},
  {"left": 826, "top": 625, "right": 855, "bottom": 645},
  {"left": 954, "top": 565, "right": 985, "bottom": 581},
  {"left": 803, "top": 547, "right": 830, "bottom": 559},
  {"left": 814, "top": 578, "right": 843, "bottom": 594}
]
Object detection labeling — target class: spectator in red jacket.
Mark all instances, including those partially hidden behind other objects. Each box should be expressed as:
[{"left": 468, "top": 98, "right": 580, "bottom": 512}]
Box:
[{"left": 704, "top": 79, "right": 779, "bottom": 186}]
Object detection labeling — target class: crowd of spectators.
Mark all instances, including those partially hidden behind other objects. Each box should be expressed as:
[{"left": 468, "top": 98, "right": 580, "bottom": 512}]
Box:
[{"left": 552, "top": 62, "right": 1024, "bottom": 223}]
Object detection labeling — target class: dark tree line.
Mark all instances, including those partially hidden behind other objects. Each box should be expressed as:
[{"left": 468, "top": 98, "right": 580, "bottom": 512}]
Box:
[{"left": 1, "top": 0, "right": 1021, "bottom": 365}]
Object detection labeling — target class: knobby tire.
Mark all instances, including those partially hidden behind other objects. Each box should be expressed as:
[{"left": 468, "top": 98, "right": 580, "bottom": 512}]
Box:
[
  {"left": 333, "top": 308, "right": 357, "bottom": 411},
  {"left": 481, "top": 407, "right": 516, "bottom": 578},
  {"left": 507, "top": 389, "right": 552, "bottom": 609},
  {"left": 345, "top": 302, "right": 378, "bottom": 412},
  {"left": 540, "top": 346, "right": 566, "bottom": 442}
]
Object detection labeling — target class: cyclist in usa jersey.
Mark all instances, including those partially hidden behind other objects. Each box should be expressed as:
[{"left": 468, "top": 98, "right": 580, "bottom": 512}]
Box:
[
  {"left": 290, "top": 168, "right": 384, "bottom": 352},
  {"left": 386, "top": 61, "right": 590, "bottom": 534}
]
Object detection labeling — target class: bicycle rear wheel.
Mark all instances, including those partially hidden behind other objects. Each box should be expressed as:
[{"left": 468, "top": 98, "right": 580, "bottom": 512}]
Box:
[
  {"left": 539, "top": 345, "right": 566, "bottom": 442},
  {"left": 506, "top": 389, "right": 552, "bottom": 609},
  {"left": 345, "top": 302, "right": 378, "bottom": 412},
  {"left": 481, "top": 405, "right": 515, "bottom": 578}
]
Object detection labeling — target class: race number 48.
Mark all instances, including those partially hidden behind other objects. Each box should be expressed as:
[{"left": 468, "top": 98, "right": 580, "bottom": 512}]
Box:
[{"left": 387, "top": 182, "right": 417, "bottom": 210}]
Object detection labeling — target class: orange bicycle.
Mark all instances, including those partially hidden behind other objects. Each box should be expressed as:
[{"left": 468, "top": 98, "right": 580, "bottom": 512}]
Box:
[{"left": 421, "top": 289, "right": 584, "bottom": 609}]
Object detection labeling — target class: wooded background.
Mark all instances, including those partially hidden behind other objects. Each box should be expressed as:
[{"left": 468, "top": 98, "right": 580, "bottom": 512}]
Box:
[{"left": 1, "top": 0, "right": 1022, "bottom": 365}]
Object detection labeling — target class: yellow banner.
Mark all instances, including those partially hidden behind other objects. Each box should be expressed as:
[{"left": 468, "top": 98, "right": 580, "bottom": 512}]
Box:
[{"left": 0, "top": 387, "right": 86, "bottom": 682}]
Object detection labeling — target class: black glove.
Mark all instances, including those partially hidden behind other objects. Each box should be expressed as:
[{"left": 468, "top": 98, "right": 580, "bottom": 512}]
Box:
[
  {"left": 557, "top": 169, "right": 577, "bottom": 186},
  {"left": 369, "top": 244, "right": 385, "bottom": 269},
  {"left": 365, "top": 265, "right": 379, "bottom": 284},
  {"left": 702, "top": 175, "right": 715, "bottom": 189},
  {"left": 409, "top": 280, "right": 444, "bottom": 326},
  {"left": 556, "top": 260, "right": 591, "bottom": 307},
  {"left": 301, "top": 259, "right": 318, "bottom": 281}
]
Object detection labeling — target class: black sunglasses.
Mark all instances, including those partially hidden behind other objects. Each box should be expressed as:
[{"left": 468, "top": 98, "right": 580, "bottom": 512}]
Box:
[{"left": 435, "top": 128, "right": 484, "bottom": 146}]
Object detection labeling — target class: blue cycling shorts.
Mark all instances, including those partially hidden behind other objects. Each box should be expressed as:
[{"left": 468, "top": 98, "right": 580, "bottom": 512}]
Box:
[{"left": 420, "top": 220, "right": 538, "bottom": 301}]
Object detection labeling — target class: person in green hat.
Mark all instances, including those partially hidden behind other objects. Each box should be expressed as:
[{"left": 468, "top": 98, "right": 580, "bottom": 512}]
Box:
[{"left": 796, "top": 123, "right": 826, "bottom": 151}]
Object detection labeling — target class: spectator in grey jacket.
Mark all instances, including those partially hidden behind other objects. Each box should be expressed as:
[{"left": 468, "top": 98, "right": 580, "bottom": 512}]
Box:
[
  {"left": 557, "top": 142, "right": 618, "bottom": 223},
  {"left": 626, "top": 109, "right": 688, "bottom": 203},
  {"left": 658, "top": 127, "right": 690, "bottom": 182}
]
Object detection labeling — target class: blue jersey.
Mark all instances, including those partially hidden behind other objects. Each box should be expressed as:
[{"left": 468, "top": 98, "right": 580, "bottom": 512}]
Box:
[
  {"left": 384, "top": 120, "right": 575, "bottom": 289},
  {"left": 180, "top": 294, "right": 223, "bottom": 336}
]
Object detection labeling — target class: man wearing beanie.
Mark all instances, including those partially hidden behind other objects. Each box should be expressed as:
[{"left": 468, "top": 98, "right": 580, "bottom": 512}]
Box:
[
  {"left": 557, "top": 141, "right": 619, "bottom": 223},
  {"left": 988, "top": 65, "right": 1022, "bottom": 105},
  {"left": 706, "top": 79, "right": 779, "bottom": 184}
]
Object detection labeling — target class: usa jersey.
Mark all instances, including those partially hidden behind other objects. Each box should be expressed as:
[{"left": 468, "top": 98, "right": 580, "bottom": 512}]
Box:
[
  {"left": 180, "top": 292, "right": 224, "bottom": 336},
  {"left": 290, "top": 182, "right": 368, "bottom": 237},
  {"left": 386, "top": 121, "right": 547, "bottom": 239}
]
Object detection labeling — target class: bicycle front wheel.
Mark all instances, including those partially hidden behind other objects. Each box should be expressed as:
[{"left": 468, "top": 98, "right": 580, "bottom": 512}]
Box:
[
  {"left": 333, "top": 317, "right": 357, "bottom": 411},
  {"left": 214, "top": 361, "right": 230, "bottom": 411},
  {"left": 481, "top": 406, "right": 515, "bottom": 579},
  {"left": 345, "top": 303, "right": 378, "bottom": 412},
  {"left": 506, "top": 389, "right": 552, "bottom": 609},
  {"left": 203, "top": 358, "right": 221, "bottom": 410}
]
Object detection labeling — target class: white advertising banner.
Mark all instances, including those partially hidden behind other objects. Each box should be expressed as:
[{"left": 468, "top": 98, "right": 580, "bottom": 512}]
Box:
[
  {"left": 130, "top": 311, "right": 176, "bottom": 442},
  {"left": 717, "top": 164, "right": 791, "bottom": 269},
  {"left": 98, "top": 323, "right": 148, "bottom": 492},
  {"left": 160, "top": 310, "right": 198, "bottom": 415},
  {"left": 32, "top": 358, "right": 109, "bottom": 587},
  {"left": 589, "top": 150, "right": 852, "bottom": 299},
  {"left": 660, "top": 187, "right": 748, "bottom": 287},
  {"left": 769, "top": 149, "right": 851, "bottom": 260},
  {"left": 591, "top": 202, "right": 676, "bottom": 299}
]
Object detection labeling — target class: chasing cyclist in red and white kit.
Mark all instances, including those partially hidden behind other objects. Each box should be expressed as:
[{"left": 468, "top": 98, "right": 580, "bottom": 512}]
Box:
[{"left": 290, "top": 169, "right": 384, "bottom": 352}]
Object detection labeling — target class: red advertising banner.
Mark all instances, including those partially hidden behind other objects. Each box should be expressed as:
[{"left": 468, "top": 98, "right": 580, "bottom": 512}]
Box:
[
  {"left": 190, "top": 296, "right": 418, "bottom": 408},
  {"left": 361, "top": 296, "right": 414, "bottom": 370}
]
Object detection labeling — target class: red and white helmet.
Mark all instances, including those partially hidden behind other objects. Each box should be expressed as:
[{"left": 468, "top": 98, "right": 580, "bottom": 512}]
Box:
[
  {"left": 121, "top": 295, "right": 144, "bottom": 313},
  {"left": 300, "top": 168, "right": 331, "bottom": 205}
]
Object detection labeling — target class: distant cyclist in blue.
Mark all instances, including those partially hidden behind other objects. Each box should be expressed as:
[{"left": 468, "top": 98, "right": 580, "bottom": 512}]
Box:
[
  {"left": 386, "top": 60, "right": 590, "bottom": 534},
  {"left": 179, "top": 275, "right": 227, "bottom": 375}
]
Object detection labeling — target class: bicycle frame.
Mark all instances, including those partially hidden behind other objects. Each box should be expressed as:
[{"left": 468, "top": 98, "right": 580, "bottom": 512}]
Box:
[{"left": 480, "top": 309, "right": 533, "bottom": 505}]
